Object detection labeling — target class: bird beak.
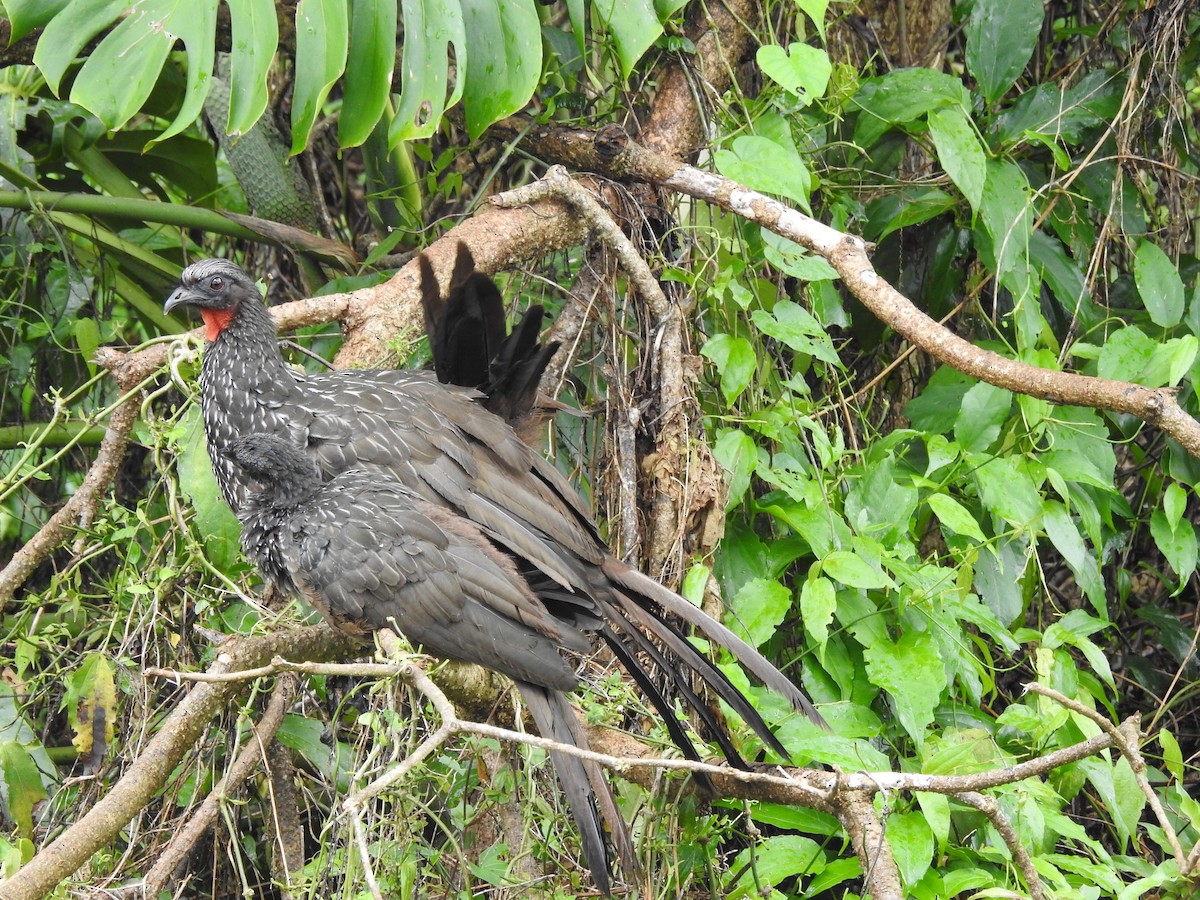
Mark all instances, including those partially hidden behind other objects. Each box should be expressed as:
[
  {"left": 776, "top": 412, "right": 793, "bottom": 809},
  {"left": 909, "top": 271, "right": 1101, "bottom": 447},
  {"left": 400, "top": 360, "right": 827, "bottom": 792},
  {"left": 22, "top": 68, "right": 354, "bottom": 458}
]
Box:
[{"left": 163, "top": 286, "right": 199, "bottom": 315}]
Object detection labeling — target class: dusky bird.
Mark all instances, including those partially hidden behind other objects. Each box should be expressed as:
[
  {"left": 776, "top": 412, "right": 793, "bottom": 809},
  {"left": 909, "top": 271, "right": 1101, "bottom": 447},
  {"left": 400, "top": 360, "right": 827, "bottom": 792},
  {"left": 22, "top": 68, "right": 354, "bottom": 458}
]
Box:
[{"left": 165, "top": 249, "right": 824, "bottom": 893}]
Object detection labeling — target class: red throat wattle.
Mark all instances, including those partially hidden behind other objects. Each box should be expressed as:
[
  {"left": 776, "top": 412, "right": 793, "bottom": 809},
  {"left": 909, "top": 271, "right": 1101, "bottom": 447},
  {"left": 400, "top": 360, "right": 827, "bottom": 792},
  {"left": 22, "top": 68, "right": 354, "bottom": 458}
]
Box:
[{"left": 200, "top": 308, "right": 236, "bottom": 342}]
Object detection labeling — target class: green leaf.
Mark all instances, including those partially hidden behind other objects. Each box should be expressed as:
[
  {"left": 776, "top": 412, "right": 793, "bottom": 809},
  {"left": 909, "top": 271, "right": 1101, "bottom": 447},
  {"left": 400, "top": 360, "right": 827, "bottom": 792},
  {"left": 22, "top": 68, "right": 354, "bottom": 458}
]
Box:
[
  {"left": 852, "top": 68, "right": 969, "bottom": 148},
  {"left": 713, "top": 428, "right": 758, "bottom": 509},
  {"left": 227, "top": 0, "right": 279, "bottom": 135},
  {"left": 800, "top": 575, "right": 836, "bottom": 654},
  {"left": 1150, "top": 508, "right": 1198, "bottom": 586},
  {"left": 965, "top": 0, "right": 1043, "bottom": 102},
  {"left": 68, "top": 0, "right": 218, "bottom": 135},
  {"left": 973, "top": 454, "right": 1042, "bottom": 527},
  {"left": 821, "top": 551, "right": 891, "bottom": 590},
  {"left": 1042, "top": 501, "right": 1106, "bottom": 616},
  {"left": 1134, "top": 241, "right": 1185, "bottom": 327},
  {"left": 725, "top": 835, "right": 825, "bottom": 898},
  {"left": 795, "top": 0, "right": 830, "bottom": 39},
  {"left": 886, "top": 811, "right": 933, "bottom": 887},
  {"left": 700, "top": 334, "right": 757, "bottom": 405},
  {"left": 5, "top": 0, "right": 70, "bottom": 41},
  {"left": 391, "top": 0, "right": 466, "bottom": 143},
  {"left": 0, "top": 743, "right": 48, "bottom": 840},
  {"left": 728, "top": 578, "right": 793, "bottom": 648},
  {"left": 291, "top": 0, "right": 349, "bottom": 154},
  {"left": 340, "top": 0, "right": 398, "bottom": 148},
  {"left": 1163, "top": 482, "right": 1187, "bottom": 530},
  {"left": 714, "top": 135, "right": 812, "bottom": 211},
  {"left": 978, "top": 159, "right": 1033, "bottom": 281},
  {"left": 863, "top": 631, "right": 943, "bottom": 743},
  {"left": 593, "top": 0, "right": 663, "bottom": 78},
  {"left": 177, "top": 406, "right": 242, "bottom": 572},
  {"left": 927, "top": 493, "right": 985, "bottom": 541},
  {"left": 750, "top": 300, "right": 840, "bottom": 365},
  {"left": 756, "top": 43, "right": 832, "bottom": 105},
  {"left": 1160, "top": 728, "right": 1183, "bottom": 782},
  {"left": 34, "top": 0, "right": 129, "bottom": 95},
  {"left": 461, "top": 0, "right": 541, "bottom": 139},
  {"left": 928, "top": 106, "right": 986, "bottom": 212},
  {"left": 953, "top": 381, "right": 1011, "bottom": 452},
  {"left": 1097, "top": 325, "right": 1155, "bottom": 382},
  {"left": 864, "top": 187, "right": 957, "bottom": 242}
]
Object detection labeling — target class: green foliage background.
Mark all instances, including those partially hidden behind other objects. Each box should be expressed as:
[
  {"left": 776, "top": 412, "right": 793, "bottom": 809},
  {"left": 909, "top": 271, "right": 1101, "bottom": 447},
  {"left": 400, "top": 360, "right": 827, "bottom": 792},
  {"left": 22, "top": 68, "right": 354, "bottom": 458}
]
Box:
[{"left": 0, "top": 0, "right": 1198, "bottom": 896}]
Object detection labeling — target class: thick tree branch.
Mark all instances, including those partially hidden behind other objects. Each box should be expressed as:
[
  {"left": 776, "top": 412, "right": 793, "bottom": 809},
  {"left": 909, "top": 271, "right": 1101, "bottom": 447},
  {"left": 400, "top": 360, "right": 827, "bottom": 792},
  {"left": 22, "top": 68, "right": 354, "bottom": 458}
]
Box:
[{"left": 487, "top": 122, "right": 1200, "bottom": 459}]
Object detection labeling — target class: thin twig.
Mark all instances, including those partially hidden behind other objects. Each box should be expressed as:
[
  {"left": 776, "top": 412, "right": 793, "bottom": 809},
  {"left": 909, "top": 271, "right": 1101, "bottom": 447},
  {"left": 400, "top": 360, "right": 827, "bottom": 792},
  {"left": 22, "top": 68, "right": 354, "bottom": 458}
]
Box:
[{"left": 954, "top": 791, "right": 1046, "bottom": 900}]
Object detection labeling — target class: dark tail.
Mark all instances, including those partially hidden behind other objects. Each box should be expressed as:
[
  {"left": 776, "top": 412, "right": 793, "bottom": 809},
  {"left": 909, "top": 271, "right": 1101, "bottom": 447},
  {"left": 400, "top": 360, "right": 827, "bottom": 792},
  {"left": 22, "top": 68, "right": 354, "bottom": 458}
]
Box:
[
  {"left": 600, "top": 558, "right": 827, "bottom": 757},
  {"left": 518, "top": 682, "right": 638, "bottom": 895},
  {"left": 419, "top": 243, "right": 560, "bottom": 429}
]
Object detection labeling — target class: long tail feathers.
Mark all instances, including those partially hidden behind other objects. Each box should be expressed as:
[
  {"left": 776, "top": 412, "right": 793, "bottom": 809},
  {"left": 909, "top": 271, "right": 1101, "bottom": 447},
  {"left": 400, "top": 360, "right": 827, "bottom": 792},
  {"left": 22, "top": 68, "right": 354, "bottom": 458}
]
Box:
[
  {"left": 518, "top": 683, "right": 638, "bottom": 895},
  {"left": 601, "top": 558, "right": 828, "bottom": 734}
]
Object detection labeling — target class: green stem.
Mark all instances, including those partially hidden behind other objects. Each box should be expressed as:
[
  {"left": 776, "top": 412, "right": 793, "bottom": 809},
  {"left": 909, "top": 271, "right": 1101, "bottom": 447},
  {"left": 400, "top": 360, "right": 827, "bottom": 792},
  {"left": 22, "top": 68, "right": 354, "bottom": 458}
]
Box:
[{"left": 0, "top": 422, "right": 108, "bottom": 449}]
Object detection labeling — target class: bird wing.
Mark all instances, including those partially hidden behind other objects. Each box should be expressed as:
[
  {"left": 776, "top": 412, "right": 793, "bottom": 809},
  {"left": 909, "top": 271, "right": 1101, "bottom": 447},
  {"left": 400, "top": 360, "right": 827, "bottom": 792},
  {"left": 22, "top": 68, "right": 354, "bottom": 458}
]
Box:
[
  {"left": 296, "top": 370, "right": 606, "bottom": 592},
  {"left": 280, "top": 472, "right": 588, "bottom": 691}
]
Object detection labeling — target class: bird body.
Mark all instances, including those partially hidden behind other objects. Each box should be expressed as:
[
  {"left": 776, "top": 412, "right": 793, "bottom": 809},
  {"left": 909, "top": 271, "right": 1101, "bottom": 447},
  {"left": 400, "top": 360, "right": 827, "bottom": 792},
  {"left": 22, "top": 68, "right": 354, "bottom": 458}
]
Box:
[{"left": 166, "top": 253, "right": 823, "bottom": 894}]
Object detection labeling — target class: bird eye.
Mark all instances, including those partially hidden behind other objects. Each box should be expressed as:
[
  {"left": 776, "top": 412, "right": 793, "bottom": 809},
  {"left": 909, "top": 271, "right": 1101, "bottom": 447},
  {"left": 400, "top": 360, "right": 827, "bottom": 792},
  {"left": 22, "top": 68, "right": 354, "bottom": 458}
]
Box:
[{"left": 209, "top": 275, "right": 224, "bottom": 291}]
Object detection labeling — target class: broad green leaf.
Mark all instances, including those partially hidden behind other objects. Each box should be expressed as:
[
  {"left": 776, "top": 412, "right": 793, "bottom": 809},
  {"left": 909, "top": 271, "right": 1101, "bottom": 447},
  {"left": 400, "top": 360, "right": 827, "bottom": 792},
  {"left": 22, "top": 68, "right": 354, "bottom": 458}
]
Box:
[
  {"left": 995, "top": 71, "right": 1123, "bottom": 146},
  {"left": 1030, "top": 230, "right": 1094, "bottom": 326},
  {"left": 750, "top": 300, "right": 840, "bottom": 364},
  {"left": 0, "top": 743, "right": 47, "bottom": 839},
  {"left": 340, "top": 0, "right": 398, "bottom": 147},
  {"left": 928, "top": 106, "right": 986, "bottom": 212},
  {"left": 927, "top": 493, "right": 986, "bottom": 541},
  {"left": 68, "top": 0, "right": 217, "bottom": 136},
  {"left": 1097, "top": 325, "right": 1155, "bottom": 382},
  {"left": 863, "top": 630, "right": 943, "bottom": 743},
  {"left": 795, "top": 0, "right": 830, "bottom": 39},
  {"left": 5, "top": 0, "right": 70, "bottom": 41},
  {"left": 594, "top": 0, "right": 663, "bottom": 78},
  {"left": 177, "top": 406, "right": 242, "bottom": 572},
  {"left": 1042, "top": 501, "right": 1105, "bottom": 616},
  {"left": 852, "top": 68, "right": 969, "bottom": 148},
  {"left": 844, "top": 452, "right": 918, "bottom": 543},
  {"left": 713, "top": 428, "right": 758, "bottom": 509},
  {"left": 461, "top": 0, "right": 541, "bottom": 139},
  {"left": 1150, "top": 508, "right": 1198, "bottom": 586},
  {"left": 965, "top": 0, "right": 1043, "bottom": 102},
  {"left": 700, "top": 334, "right": 757, "bottom": 405},
  {"left": 391, "top": 0, "right": 466, "bottom": 143},
  {"left": 953, "top": 381, "right": 1011, "bottom": 452},
  {"left": 227, "top": 0, "right": 278, "bottom": 135},
  {"left": 886, "top": 811, "right": 933, "bottom": 887},
  {"left": 864, "top": 187, "right": 957, "bottom": 242},
  {"left": 74, "top": 317, "right": 101, "bottom": 377},
  {"left": 725, "top": 835, "right": 824, "bottom": 898},
  {"left": 1160, "top": 728, "right": 1183, "bottom": 782},
  {"left": 905, "top": 366, "right": 972, "bottom": 434},
  {"left": 978, "top": 159, "right": 1033, "bottom": 281},
  {"left": 973, "top": 454, "right": 1042, "bottom": 527},
  {"left": 1134, "top": 241, "right": 1185, "bottom": 327},
  {"left": 1111, "top": 757, "right": 1146, "bottom": 850},
  {"left": 800, "top": 575, "right": 836, "bottom": 653},
  {"left": 728, "top": 578, "right": 792, "bottom": 648},
  {"left": 291, "top": 0, "right": 349, "bottom": 153},
  {"left": 1163, "top": 482, "right": 1187, "bottom": 530},
  {"left": 714, "top": 135, "right": 812, "bottom": 211},
  {"left": 756, "top": 43, "right": 832, "bottom": 105},
  {"left": 65, "top": 652, "right": 117, "bottom": 759},
  {"left": 34, "top": 0, "right": 129, "bottom": 94},
  {"left": 760, "top": 230, "right": 840, "bottom": 281},
  {"left": 822, "top": 551, "right": 891, "bottom": 590}
]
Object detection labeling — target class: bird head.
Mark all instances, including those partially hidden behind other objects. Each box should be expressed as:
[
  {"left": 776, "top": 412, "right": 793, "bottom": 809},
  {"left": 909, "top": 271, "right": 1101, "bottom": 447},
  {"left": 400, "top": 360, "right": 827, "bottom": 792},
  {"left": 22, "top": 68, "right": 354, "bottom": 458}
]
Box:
[
  {"left": 164, "top": 259, "right": 261, "bottom": 341},
  {"left": 220, "top": 434, "right": 323, "bottom": 507}
]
